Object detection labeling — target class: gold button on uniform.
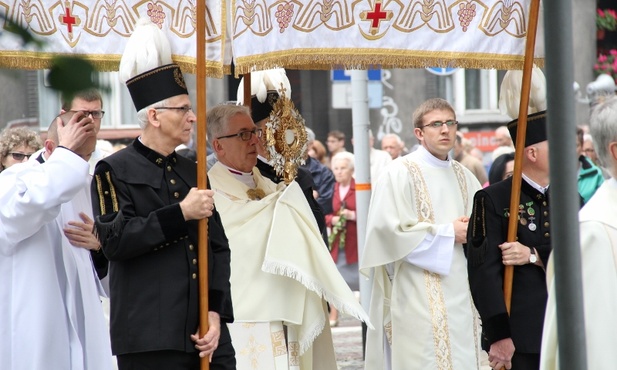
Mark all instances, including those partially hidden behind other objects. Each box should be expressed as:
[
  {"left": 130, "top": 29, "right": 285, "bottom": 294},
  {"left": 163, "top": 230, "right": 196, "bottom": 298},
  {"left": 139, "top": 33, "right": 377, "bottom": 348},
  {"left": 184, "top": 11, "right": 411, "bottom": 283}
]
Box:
[
  {"left": 544, "top": 232, "right": 550, "bottom": 238},
  {"left": 170, "top": 179, "right": 176, "bottom": 185},
  {"left": 174, "top": 192, "right": 180, "bottom": 198},
  {"left": 192, "top": 273, "right": 197, "bottom": 279},
  {"left": 544, "top": 211, "right": 548, "bottom": 216},
  {"left": 167, "top": 165, "right": 172, "bottom": 171},
  {"left": 544, "top": 222, "right": 549, "bottom": 228},
  {"left": 189, "top": 244, "right": 194, "bottom": 251},
  {"left": 193, "top": 259, "right": 197, "bottom": 265}
]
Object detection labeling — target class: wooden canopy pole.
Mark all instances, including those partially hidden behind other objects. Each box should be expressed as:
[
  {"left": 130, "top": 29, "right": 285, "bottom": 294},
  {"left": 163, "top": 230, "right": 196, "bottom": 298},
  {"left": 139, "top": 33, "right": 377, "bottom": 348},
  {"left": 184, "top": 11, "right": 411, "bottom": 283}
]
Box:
[
  {"left": 196, "top": 1, "right": 209, "bottom": 369},
  {"left": 503, "top": 0, "right": 542, "bottom": 314},
  {"left": 243, "top": 73, "right": 251, "bottom": 106}
]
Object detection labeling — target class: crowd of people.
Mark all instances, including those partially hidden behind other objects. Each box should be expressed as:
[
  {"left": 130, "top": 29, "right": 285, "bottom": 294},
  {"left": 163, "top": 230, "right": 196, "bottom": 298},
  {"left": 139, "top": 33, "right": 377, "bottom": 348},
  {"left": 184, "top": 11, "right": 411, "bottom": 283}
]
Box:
[
  {"left": 2, "top": 84, "right": 614, "bottom": 370},
  {"left": 2, "top": 20, "right": 616, "bottom": 370}
]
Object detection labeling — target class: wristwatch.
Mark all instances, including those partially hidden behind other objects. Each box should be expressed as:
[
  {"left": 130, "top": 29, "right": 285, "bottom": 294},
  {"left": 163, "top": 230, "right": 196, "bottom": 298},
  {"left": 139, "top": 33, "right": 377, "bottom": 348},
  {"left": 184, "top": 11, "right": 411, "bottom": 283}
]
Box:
[{"left": 529, "top": 248, "right": 538, "bottom": 264}]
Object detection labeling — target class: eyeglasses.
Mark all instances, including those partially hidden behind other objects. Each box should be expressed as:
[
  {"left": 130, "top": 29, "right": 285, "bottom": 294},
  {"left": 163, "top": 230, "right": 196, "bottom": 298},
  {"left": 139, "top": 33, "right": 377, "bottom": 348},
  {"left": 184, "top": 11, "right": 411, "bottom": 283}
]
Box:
[
  {"left": 155, "top": 106, "right": 194, "bottom": 115},
  {"left": 217, "top": 129, "right": 263, "bottom": 141},
  {"left": 70, "top": 110, "right": 105, "bottom": 119},
  {"left": 8, "top": 152, "right": 34, "bottom": 161},
  {"left": 422, "top": 120, "right": 458, "bottom": 129}
]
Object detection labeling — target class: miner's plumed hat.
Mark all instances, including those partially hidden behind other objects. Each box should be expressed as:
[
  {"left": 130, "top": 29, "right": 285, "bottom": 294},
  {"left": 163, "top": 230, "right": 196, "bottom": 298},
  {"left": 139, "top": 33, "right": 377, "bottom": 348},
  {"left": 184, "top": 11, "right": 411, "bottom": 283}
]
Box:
[
  {"left": 237, "top": 68, "right": 291, "bottom": 123},
  {"left": 125, "top": 64, "right": 188, "bottom": 112},
  {"left": 507, "top": 110, "right": 548, "bottom": 147},
  {"left": 119, "top": 18, "right": 189, "bottom": 111}
]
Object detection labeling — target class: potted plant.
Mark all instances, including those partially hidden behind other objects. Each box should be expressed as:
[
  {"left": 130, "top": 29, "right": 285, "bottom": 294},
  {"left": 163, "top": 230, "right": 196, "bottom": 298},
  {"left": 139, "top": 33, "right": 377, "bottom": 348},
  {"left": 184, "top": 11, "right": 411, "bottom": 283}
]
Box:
[
  {"left": 597, "top": 9, "right": 617, "bottom": 39},
  {"left": 594, "top": 49, "right": 617, "bottom": 82}
]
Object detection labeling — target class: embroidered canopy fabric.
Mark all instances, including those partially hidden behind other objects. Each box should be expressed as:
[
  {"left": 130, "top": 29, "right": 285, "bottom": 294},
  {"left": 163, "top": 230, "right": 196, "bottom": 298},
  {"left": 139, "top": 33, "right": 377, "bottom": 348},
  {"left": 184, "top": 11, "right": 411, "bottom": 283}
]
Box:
[{"left": 0, "top": 0, "right": 543, "bottom": 76}]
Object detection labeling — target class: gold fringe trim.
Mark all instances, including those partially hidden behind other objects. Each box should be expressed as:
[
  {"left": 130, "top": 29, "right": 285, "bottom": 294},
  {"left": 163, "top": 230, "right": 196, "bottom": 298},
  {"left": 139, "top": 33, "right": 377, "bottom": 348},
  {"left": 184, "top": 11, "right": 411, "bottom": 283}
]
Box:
[
  {"left": 233, "top": 48, "right": 544, "bottom": 77},
  {"left": 0, "top": 52, "right": 228, "bottom": 78},
  {"left": 0, "top": 49, "right": 543, "bottom": 78}
]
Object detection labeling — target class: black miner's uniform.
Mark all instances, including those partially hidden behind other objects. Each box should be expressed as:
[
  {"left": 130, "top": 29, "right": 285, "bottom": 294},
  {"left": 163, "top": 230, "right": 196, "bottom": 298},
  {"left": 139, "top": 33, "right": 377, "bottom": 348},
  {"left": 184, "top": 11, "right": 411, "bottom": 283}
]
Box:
[
  {"left": 92, "top": 139, "right": 235, "bottom": 369},
  {"left": 467, "top": 177, "right": 552, "bottom": 365}
]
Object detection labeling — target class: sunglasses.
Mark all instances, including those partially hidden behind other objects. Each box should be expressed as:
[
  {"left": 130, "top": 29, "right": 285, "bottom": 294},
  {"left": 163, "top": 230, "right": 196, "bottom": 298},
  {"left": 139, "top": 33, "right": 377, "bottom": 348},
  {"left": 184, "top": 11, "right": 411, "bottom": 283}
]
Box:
[{"left": 8, "top": 152, "right": 34, "bottom": 161}]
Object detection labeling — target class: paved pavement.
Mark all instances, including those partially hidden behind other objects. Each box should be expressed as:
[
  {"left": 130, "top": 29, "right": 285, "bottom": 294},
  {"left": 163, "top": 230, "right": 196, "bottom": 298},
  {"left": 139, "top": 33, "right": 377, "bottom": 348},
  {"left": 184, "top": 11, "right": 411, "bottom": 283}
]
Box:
[
  {"left": 332, "top": 314, "right": 364, "bottom": 370},
  {"left": 331, "top": 314, "right": 491, "bottom": 370}
]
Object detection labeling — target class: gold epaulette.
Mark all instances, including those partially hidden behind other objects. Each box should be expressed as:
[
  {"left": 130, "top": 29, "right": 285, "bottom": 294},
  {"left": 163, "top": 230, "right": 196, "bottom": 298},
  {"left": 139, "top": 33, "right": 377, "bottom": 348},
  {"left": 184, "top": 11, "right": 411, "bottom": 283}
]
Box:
[{"left": 94, "top": 171, "right": 119, "bottom": 215}]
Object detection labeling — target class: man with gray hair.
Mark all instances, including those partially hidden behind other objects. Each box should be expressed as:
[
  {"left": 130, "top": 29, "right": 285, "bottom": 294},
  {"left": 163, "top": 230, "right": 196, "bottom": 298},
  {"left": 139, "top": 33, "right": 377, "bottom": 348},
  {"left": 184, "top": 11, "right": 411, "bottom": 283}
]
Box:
[
  {"left": 90, "top": 18, "right": 234, "bottom": 369},
  {"left": 541, "top": 96, "right": 617, "bottom": 369},
  {"left": 206, "top": 103, "right": 369, "bottom": 370},
  {"left": 380, "top": 133, "right": 405, "bottom": 160}
]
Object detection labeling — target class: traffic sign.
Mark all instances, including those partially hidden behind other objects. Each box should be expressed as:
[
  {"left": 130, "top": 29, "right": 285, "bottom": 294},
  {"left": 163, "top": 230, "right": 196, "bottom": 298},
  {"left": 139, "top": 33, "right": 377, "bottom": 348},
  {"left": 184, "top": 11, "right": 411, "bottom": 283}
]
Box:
[
  {"left": 425, "top": 67, "right": 458, "bottom": 76},
  {"left": 332, "top": 69, "right": 382, "bottom": 81}
]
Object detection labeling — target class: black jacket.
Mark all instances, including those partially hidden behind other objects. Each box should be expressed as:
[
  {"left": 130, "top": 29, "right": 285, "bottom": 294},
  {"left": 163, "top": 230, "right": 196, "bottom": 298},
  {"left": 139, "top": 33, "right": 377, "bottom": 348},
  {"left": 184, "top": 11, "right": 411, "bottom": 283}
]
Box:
[
  {"left": 91, "top": 139, "right": 233, "bottom": 356},
  {"left": 467, "top": 177, "right": 551, "bottom": 354}
]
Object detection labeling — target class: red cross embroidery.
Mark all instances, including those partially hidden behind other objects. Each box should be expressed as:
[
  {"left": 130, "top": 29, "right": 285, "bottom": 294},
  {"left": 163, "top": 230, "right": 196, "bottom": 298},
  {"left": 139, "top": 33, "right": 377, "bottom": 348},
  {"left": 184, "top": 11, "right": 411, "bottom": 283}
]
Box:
[
  {"left": 361, "top": 0, "right": 392, "bottom": 35},
  {"left": 62, "top": 7, "right": 76, "bottom": 33}
]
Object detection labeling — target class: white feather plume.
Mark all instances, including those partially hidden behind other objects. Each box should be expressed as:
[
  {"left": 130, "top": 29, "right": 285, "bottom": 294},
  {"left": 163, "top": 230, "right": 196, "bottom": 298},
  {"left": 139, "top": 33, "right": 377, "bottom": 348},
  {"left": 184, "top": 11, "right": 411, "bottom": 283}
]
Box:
[
  {"left": 119, "top": 18, "right": 173, "bottom": 83},
  {"left": 237, "top": 68, "right": 291, "bottom": 104},
  {"left": 499, "top": 66, "right": 547, "bottom": 119}
]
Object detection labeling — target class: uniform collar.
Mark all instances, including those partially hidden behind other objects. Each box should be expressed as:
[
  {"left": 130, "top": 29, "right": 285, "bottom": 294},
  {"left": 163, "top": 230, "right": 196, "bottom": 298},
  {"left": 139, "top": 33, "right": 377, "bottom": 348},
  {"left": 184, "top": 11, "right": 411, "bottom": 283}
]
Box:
[
  {"left": 134, "top": 137, "right": 178, "bottom": 168},
  {"left": 522, "top": 173, "right": 549, "bottom": 194}
]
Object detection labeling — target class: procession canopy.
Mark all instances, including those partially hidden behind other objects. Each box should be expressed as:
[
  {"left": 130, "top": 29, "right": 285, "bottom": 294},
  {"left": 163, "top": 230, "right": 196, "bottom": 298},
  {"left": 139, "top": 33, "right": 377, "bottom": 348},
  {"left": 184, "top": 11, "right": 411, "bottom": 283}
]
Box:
[
  {"left": 0, "top": 1, "right": 229, "bottom": 77},
  {"left": 0, "top": 1, "right": 543, "bottom": 77},
  {"left": 231, "top": 0, "right": 545, "bottom": 75}
]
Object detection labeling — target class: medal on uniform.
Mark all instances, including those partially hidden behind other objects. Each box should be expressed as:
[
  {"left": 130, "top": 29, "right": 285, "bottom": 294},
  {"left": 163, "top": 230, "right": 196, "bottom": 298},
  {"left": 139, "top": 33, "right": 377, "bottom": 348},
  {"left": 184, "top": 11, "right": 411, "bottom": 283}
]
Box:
[
  {"left": 520, "top": 217, "right": 528, "bottom": 226},
  {"left": 528, "top": 216, "right": 537, "bottom": 231},
  {"left": 527, "top": 204, "right": 535, "bottom": 216},
  {"left": 527, "top": 204, "right": 537, "bottom": 230}
]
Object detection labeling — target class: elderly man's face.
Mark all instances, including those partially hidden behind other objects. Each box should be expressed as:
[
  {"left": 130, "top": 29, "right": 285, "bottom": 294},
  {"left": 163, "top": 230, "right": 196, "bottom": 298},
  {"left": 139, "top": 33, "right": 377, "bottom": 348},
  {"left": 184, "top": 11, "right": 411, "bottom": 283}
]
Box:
[
  {"left": 155, "top": 94, "right": 196, "bottom": 150},
  {"left": 213, "top": 112, "right": 259, "bottom": 172},
  {"left": 381, "top": 136, "right": 402, "bottom": 159}
]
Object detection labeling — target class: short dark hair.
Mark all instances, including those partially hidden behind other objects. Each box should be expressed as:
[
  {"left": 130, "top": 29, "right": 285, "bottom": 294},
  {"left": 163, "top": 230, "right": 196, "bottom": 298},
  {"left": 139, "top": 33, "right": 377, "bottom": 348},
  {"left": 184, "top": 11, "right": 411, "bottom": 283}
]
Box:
[
  {"left": 61, "top": 88, "right": 103, "bottom": 111},
  {"left": 488, "top": 152, "right": 516, "bottom": 185},
  {"left": 413, "top": 98, "right": 455, "bottom": 129},
  {"left": 328, "top": 130, "right": 345, "bottom": 141}
]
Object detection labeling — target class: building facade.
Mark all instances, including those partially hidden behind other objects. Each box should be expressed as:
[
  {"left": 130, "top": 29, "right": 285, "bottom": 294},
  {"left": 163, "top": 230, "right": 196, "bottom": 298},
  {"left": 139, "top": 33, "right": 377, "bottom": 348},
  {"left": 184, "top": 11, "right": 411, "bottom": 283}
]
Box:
[{"left": 0, "top": 0, "right": 599, "bottom": 160}]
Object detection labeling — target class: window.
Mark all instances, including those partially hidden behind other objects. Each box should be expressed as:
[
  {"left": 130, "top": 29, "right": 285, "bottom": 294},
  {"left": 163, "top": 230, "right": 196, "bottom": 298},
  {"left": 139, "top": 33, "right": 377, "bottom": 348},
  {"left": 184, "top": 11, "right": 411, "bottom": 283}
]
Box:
[{"left": 451, "top": 69, "right": 506, "bottom": 113}]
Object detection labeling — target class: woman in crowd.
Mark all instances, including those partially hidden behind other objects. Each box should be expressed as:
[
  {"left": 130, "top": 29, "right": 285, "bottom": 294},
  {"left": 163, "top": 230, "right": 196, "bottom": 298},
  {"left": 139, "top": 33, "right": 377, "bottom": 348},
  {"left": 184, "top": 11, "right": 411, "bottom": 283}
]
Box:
[
  {"left": 488, "top": 151, "right": 515, "bottom": 185},
  {"left": 308, "top": 139, "right": 328, "bottom": 165},
  {"left": 325, "top": 151, "right": 358, "bottom": 326},
  {"left": 0, "top": 127, "right": 41, "bottom": 172}
]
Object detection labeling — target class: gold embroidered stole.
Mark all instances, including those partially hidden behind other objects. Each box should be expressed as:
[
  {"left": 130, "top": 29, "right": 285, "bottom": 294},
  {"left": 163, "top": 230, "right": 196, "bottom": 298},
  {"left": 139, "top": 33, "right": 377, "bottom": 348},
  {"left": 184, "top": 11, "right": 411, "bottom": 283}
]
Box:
[{"left": 402, "top": 159, "right": 468, "bottom": 369}]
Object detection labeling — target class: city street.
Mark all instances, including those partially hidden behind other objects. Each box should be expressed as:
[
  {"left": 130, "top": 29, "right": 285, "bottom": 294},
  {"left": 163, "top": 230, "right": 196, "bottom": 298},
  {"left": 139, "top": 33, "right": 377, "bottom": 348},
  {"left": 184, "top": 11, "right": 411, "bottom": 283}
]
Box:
[
  {"left": 331, "top": 314, "right": 491, "bottom": 370},
  {"left": 332, "top": 314, "right": 364, "bottom": 370}
]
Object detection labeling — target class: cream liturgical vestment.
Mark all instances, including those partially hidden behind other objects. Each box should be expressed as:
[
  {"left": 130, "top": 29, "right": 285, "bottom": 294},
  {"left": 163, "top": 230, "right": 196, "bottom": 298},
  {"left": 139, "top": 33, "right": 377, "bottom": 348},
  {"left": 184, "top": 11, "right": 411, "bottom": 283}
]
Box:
[
  {"left": 540, "top": 178, "right": 617, "bottom": 370},
  {"left": 208, "top": 162, "right": 370, "bottom": 370},
  {"left": 0, "top": 148, "right": 112, "bottom": 370},
  {"left": 361, "top": 146, "right": 483, "bottom": 370}
]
